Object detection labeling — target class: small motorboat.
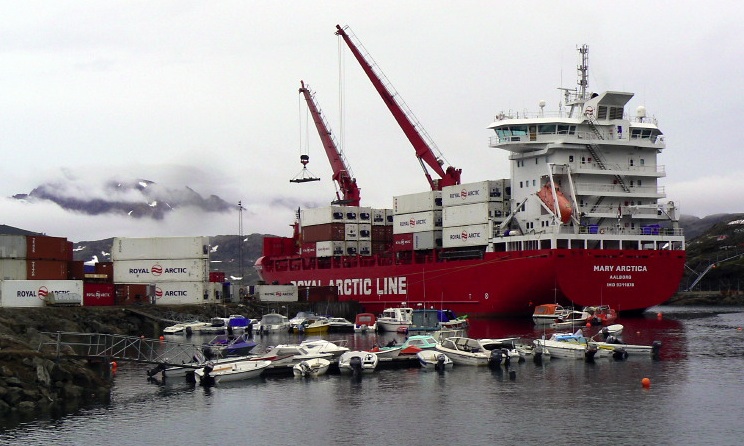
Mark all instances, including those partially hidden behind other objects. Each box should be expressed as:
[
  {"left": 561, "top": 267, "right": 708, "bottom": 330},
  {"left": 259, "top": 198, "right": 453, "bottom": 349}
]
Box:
[
  {"left": 398, "top": 334, "right": 439, "bottom": 355},
  {"left": 203, "top": 333, "right": 257, "bottom": 359},
  {"left": 532, "top": 303, "right": 572, "bottom": 326},
  {"left": 254, "top": 313, "right": 291, "bottom": 334},
  {"left": 417, "top": 350, "right": 453, "bottom": 372},
  {"left": 299, "top": 339, "right": 349, "bottom": 360},
  {"left": 367, "top": 340, "right": 404, "bottom": 360},
  {"left": 195, "top": 359, "right": 271, "bottom": 385},
  {"left": 354, "top": 313, "right": 377, "bottom": 333},
  {"left": 326, "top": 317, "right": 355, "bottom": 333},
  {"left": 434, "top": 336, "right": 492, "bottom": 366},
  {"left": 338, "top": 351, "right": 379, "bottom": 375},
  {"left": 293, "top": 358, "right": 331, "bottom": 378},
  {"left": 376, "top": 307, "right": 413, "bottom": 333},
  {"left": 162, "top": 320, "right": 210, "bottom": 335}
]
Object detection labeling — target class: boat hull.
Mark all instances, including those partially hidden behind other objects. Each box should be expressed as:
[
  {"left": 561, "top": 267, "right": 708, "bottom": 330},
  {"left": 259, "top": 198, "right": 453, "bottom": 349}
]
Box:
[{"left": 257, "top": 248, "right": 685, "bottom": 317}]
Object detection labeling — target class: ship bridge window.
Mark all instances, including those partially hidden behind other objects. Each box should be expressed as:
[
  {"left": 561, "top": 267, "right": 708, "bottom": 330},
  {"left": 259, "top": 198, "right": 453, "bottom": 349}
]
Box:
[
  {"left": 538, "top": 124, "right": 556, "bottom": 134},
  {"left": 630, "top": 128, "right": 660, "bottom": 142},
  {"left": 557, "top": 125, "right": 576, "bottom": 135}
]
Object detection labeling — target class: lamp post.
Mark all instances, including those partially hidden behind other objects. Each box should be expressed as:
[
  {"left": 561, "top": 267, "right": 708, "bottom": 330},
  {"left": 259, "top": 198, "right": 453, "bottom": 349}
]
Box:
[{"left": 238, "top": 201, "right": 245, "bottom": 291}]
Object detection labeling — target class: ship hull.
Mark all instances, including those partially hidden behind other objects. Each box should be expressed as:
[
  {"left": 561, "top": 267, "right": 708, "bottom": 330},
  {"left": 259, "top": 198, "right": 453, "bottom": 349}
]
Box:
[{"left": 256, "top": 248, "right": 685, "bottom": 318}]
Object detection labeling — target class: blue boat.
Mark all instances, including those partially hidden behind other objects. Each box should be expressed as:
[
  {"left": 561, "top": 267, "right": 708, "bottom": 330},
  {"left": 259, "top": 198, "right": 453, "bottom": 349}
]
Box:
[
  {"left": 203, "top": 333, "right": 257, "bottom": 358},
  {"left": 408, "top": 309, "right": 469, "bottom": 332}
]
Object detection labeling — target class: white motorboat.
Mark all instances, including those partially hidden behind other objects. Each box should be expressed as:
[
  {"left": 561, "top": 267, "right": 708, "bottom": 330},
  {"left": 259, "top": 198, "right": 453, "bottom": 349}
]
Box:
[
  {"left": 254, "top": 313, "right": 291, "bottom": 334},
  {"left": 532, "top": 304, "right": 573, "bottom": 326},
  {"left": 417, "top": 350, "right": 453, "bottom": 372},
  {"left": 293, "top": 358, "right": 331, "bottom": 377},
  {"left": 533, "top": 330, "right": 607, "bottom": 360},
  {"left": 376, "top": 307, "right": 413, "bottom": 333},
  {"left": 338, "top": 351, "right": 379, "bottom": 375},
  {"left": 434, "top": 336, "right": 492, "bottom": 366},
  {"left": 367, "top": 343, "right": 403, "bottom": 360},
  {"left": 299, "top": 339, "right": 350, "bottom": 360},
  {"left": 252, "top": 344, "right": 334, "bottom": 368},
  {"left": 194, "top": 359, "right": 271, "bottom": 385},
  {"left": 354, "top": 313, "right": 377, "bottom": 333},
  {"left": 479, "top": 337, "right": 527, "bottom": 365},
  {"left": 589, "top": 326, "right": 661, "bottom": 359},
  {"left": 326, "top": 317, "right": 355, "bottom": 333},
  {"left": 162, "top": 320, "right": 210, "bottom": 335}
]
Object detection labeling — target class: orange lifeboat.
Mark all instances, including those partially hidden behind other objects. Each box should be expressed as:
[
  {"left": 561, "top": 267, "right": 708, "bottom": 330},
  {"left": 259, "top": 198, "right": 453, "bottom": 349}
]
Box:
[{"left": 537, "top": 184, "right": 572, "bottom": 224}]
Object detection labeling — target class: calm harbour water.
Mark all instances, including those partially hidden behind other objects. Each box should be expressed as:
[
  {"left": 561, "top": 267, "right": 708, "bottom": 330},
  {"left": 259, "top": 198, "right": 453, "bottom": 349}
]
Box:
[{"left": 2, "top": 306, "right": 744, "bottom": 445}]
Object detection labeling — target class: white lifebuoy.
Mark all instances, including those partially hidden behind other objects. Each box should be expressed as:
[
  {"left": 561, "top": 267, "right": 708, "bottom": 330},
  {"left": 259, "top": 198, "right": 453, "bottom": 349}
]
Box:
[
  {"left": 600, "top": 228, "right": 606, "bottom": 234},
  {"left": 585, "top": 106, "right": 594, "bottom": 116}
]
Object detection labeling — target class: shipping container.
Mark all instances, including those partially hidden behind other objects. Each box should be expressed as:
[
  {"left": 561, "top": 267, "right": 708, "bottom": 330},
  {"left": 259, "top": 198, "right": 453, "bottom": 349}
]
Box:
[
  {"left": 371, "top": 226, "right": 387, "bottom": 241},
  {"left": 442, "top": 179, "right": 511, "bottom": 207},
  {"left": 393, "top": 191, "right": 442, "bottom": 214},
  {"left": 45, "top": 291, "right": 82, "bottom": 306},
  {"left": 393, "top": 231, "right": 442, "bottom": 251},
  {"left": 83, "top": 282, "right": 116, "bottom": 306},
  {"left": 442, "top": 223, "right": 492, "bottom": 248},
  {"left": 358, "top": 207, "right": 372, "bottom": 223},
  {"left": 372, "top": 208, "right": 387, "bottom": 226},
  {"left": 0, "top": 235, "right": 27, "bottom": 259},
  {"left": 343, "top": 206, "right": 359, "bottom": 223},
  {"left": 301, "top": 223, "right": 345, "bottom": 243},
  {"left": 27, "top": 260, "right": 67, "bottom": 280},
  {"left": 345, "top": 241, "right": 358, "bottom": 256},
  {"left": 113, "top": 258, "right": 209, "bottom": 283},
  {"left": 300, "top": 243, "right": 316, "bottom": 257},
  {"left": 359, "top": 224, "right": 372, "bottom": 240},
  {"left": 111, "top": 236, "right": 210, "bottom": 261},
  {"left": 68, "top": 260, "right": 85, "bottom": 280},
  {"left": 251, "top": 284, "right": 299, "bottom": 302},
  {"left": 0, "top": 280, "right": 83, "bottom": 308},
  {"left": 442, "top": 202, "right": 505, "bottom": 228},
  {"left": 66, "top": 241, "right": 74, "bottom": 261},
  {"left": 358, "top": 241, "right": 372, "bottom": 256},
  {"left": 300, "top": 206, "right": 347, "bottom": 227},
  {"left": 95, "top": 262, "right": 114, "bottom": 281},
  {"left": 153, "top": 281, "right": 211, "bottom": 305},
  {"left": 263, "top": 236, "right": 293, "bottom": 257},
  {"left": 209, "top": 271, "right": 226, "bottom": 283},
  {"left": 371, "top": 241, "right": 389, "bottom": 255},
  {"left": 297, "top": 285, "right": 338, "bottom": 303},
  {"left": 0, "top": 259, "right": 26, "bottom": 280},
  {"left": 344, "top": 223, "right": 359, "bottom": 241},
  {"left": 115, "top": 283, "right": 154, "bottom": 305},
  {"left": 385, "top": 209, "right": 394, "bottom": 225},
  {"left": 316, "top": 241, "right": 344, "bottom": 258},
  {"left": 26, "top": 235, "right": 69, "bottom": 261},
  {"left": 393, "top": 211, "right": 443, "bottom": 235}
]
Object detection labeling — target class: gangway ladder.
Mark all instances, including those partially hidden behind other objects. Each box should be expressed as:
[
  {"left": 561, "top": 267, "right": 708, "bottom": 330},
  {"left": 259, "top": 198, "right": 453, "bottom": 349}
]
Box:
[
  {"left": 686, "top": 252, "right": 744, "bottom": 291},
  {"left": 38, "top": 331, "right": 205, "bottom": 369}
]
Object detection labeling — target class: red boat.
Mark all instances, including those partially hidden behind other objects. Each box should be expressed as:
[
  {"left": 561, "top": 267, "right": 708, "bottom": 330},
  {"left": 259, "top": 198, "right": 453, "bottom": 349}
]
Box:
[{"left": 258, "top": 30, "right": 686, "bottom": 319}]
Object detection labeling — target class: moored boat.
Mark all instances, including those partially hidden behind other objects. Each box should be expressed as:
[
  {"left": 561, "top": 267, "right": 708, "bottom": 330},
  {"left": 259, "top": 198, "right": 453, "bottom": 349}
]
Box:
[
  {"left": 338, "top": 351, "right": 379, "bottom": 375},
  {"left": 417, "top": 350, "right": 453, "bottom": 372},
  {"left": 354, "top": 313, "right": 377, "bottom": 333},
  {"left": 376, "top": 307, "right": 413, "bottom": 333},
  {"left": 195, "top": 359, "right": 271, "bottom": 385},
  {"left": 293, "top": 358, "right": 331, "bottom": 377}
]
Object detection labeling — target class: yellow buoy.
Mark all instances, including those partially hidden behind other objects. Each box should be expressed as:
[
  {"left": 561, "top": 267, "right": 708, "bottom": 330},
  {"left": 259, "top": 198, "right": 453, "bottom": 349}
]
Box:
[{"left": 641, "top": 377, "right": 651, "bottom": 388}]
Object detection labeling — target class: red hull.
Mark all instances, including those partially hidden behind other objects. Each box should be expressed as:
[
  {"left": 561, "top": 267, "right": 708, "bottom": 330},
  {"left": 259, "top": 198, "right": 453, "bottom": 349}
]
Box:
[{"left": 256, "top": 248, "right": 685, "bottom": 318}]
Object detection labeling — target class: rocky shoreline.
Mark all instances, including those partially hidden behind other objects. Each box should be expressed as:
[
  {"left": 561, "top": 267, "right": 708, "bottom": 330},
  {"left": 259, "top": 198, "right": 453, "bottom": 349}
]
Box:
[{"left": 0, "top": 294, "right": 740, "bottom": 424}]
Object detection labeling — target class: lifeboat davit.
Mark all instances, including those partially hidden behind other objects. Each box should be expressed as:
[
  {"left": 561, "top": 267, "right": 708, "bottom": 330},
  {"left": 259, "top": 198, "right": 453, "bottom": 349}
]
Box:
[{"left": 536, "top": 184, "right": 572, "bottom": 224}]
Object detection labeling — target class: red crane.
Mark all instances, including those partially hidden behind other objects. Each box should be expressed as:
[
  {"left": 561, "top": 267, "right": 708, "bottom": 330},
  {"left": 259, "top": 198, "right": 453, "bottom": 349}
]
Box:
[
  {"left": 335, "top": 24, "right": 461, "bottom": 191},
  {"left": 298, "top": 80, "right": 361, "bottom": 206}
]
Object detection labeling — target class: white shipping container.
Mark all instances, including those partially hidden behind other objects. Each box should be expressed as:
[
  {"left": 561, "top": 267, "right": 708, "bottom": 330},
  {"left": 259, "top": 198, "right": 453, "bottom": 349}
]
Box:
[
  {"left": 385, "top": 209, "right": 394, "bottom": 225},
  {"left": 344, "top": 241, "right": 358, "bottom": 256},
  {"left": 113, "top": 258, "right": 209, "bottom": 283},
  {"left": 443, "top": 202, "right": 505, "bottom": 227},
  {"left": 112, "top": 236, "right": 210, "bottom": 261},
  {"left": 300, "top": 206, "right": 346, "bottom": 227},
  {"left": 344, "top": 223, "right": 359, "bottom": 241},
  {"left": 0, "top": 235, "right": 27, "bottom": 259},
  {"left": 442, "top": 180, "right": 510, "bottom": 206},
  {"left": 358, "top": 241, "right": 372, "bottom": 256},
  {"left": 359, "top": 224, "right": 372, "bottom": 240},
  {"left": 0, "top": 259, "right": 26, "bottom": 280},
  {"left": 153, "top": 281, "right": 210, "bottom": 305},
  {"left": 358, "top": 207, "right": 372, "bottom": 223},
  {"left": 393, "top": 191, "right": 442, "bottom": 214},
  {"left": 316, "top": 241, "right": 345, "bottom": 257},
  {"left": 372, "top": 208, "right": 387, "bottom": 225},
  {"left": 253, "top": 284, "right": 299, "bottom": 302},
  {"left": 393, "top": 211, "right": 443, "bottom": 235},
  {"left": 413, "top": 231, "right": 442, "bottom": 250},
  {"left": 0, "top": 280, "right": 83, "bottom": 308},
  {"left": 442, "top": 224, "right": 492, "bottom": 248}
]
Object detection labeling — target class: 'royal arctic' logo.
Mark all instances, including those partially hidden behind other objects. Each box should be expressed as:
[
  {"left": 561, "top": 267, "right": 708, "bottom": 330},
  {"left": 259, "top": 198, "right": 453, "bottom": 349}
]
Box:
[
  {"left": 151, "top": 264, "right": 163, "bottom": 276},
  {"left": 38, "top": 286, "right": 49, "bottom": 300},
  {"left": 460, "top": 189, "right": 468, "bottom": 199},
  {"left": 155, "top": 287, "right": 163, "bottom": 298},
  {"left": 409, "top": 217, "right": 416, "bottom": 227},
  {"left": 461, "top": 230, "right": 468, "bottom": 241}
]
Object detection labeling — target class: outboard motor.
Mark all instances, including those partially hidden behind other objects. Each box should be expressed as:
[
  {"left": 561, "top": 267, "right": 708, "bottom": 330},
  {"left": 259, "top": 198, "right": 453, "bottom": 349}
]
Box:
[
  {"left": 612, "top": 347, "right": 629, "bottom": 360},
  {"left": 200, "top": 363, "right": 216, "bottom": 387},
  {"left": 585, "top": 344, "right": 598, "bottom": 362},
  {"left": 651, "top": 340, "right": 662, "bottom": 360},
  {"left": 147, "top": 363, "right": 166, "bottom": 378},
  {"left": 434, "top": 354, "right": 447, "bottom": 374},
  {"left": 488, "top": 349, "right": 503, "bottom": 368},
  {"left": 349, "top": 355, "right": 363, "bottom": 377},
  {"left": 501, "top": 348, "right": 511, "bottom": 367},
  {"left": 533, "top": 345, "right": 544, "bottom": 365},
  {"left": 185, "top": 326, "right": 193, "bottom": 337}
]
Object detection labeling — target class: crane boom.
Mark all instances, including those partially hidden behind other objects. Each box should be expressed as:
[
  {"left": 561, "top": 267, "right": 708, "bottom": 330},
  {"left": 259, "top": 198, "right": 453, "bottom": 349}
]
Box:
[
  {"left": 335, "top": 24, "right": 461, "bottom": 191},
  {"left": 299, "top": 80, "right": 361, "bottom": 206}
]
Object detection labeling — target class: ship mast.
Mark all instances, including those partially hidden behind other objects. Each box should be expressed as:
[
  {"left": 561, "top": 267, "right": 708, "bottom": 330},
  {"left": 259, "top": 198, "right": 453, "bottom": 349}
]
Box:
[{"left": 560, "top": 44, "right": 590, "bottom": 118}]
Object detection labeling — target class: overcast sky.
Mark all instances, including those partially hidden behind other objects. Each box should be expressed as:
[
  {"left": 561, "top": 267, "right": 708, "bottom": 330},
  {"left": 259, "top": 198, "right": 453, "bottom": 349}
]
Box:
[{"left": 1, "top": 1, "right": 742, "bottom": 242}]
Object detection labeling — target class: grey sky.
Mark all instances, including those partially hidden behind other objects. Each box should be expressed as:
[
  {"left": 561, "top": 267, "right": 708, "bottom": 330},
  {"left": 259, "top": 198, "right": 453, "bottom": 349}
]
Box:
[{"left": 1, "top": 1, "right": 741, "bottom": 242}]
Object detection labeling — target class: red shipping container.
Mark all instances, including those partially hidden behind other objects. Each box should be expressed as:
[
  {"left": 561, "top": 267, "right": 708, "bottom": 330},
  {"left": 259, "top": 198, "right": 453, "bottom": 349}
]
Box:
[
  {"left": 66, "top": 241, "right": 74, "bottom": 261},
  {"left": 26, "top": 235, "right": 70, "bottom": 261},
  {"left": 26, "top": 260, "right": 68, "bottom": 280},
  {"left": 298, "top": 286, "right": 338, "bottom": 303},
  {"left": 301, "top": 223, "right": 345, "bottom": 243},
  {"left": 371, "top": 226, "right": 388, "bottom": 241},
  {"left": 83, "top": 283, "right": 115, "bottom": 306},
  {"left": 209, "top": 271, "right": 225, "bottom": 283},
  {"left": 371, "top": 241, "right": 389, "bottom": 255},
  {"left": 300, "top": 243, "right": 316, "bottom": 257},
  {"left": 95, "top": 262, "right": 114, "bottom": 281},
  {"left": 69, "top": 260, "right": 85, "bottom": 280},
  {"left": 115, "top": 283, "right": 153, "bottom": 305},
  {"left": 263, "top": 236, "right": 293, "bottom": 256},
  {"left": 393, "top": 233, "right": 414, "bottom": 251}
]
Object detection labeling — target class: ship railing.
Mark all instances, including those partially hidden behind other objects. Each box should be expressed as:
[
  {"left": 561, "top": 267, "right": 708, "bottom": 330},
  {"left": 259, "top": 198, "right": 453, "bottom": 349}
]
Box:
[
  {"left": 574, "top": 182, "right": 665, "bottom": 196},
  {"left": 573, "top": 163, "right": 665, "bottom": 175},
  {"left": 577, "top": 226, "right": 684, "bottom": 237}
]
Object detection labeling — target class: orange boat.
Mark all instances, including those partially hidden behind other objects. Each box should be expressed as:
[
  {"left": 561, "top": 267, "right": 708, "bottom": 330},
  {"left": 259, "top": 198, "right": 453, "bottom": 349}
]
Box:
[{"left": 536, "top": 183, "right": 572, "bottom": 224}]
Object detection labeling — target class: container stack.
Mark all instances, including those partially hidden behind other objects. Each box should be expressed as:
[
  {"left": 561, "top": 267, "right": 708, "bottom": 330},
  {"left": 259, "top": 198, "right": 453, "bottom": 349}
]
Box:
[
  {"left": 392, "top": 191, "right": 443, "bottom": 251},
  {"left": 441, "top": 180, "right": 510, "bottom": 248},
  {"left": 111, "top": 236, "right": 217, "bottom": 305},
  {"left": 0, "top": 235, "right": 83, "bottom": 307},
  {"left": 300, "top": 206, "right": 392, "bottom": 257}
]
